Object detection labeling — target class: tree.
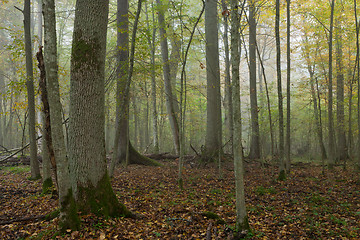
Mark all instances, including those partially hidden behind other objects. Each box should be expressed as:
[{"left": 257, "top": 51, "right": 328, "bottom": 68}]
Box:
[
  {"left": 205, "top": 0, "right": 222, "bottom": 158},
  {"left": 156, "top": 0, "right": 180, "bottom": 155},
  {"left": 248, "top": 0, "right": 260, "bottom": 159},
  {"left": 42, "top": 0, "right": 79, "bottom": 231},
  {"left": 231, "top": 0, "right": 250, "bottom": 234},
  {"left": 285, "top": 0, "right": 291, "bottom": 172},
  {"left": 67, "top": 0, "right": 131, "bottom": 229},
  {"left": 276, "top": 0, "right": 285, "bottom": 180},
  {"left": 328, "top": 0, "right": 335, "bottom": 169},
  {"left": 20, "top": 0, "right": 41, "bottom": 179}
]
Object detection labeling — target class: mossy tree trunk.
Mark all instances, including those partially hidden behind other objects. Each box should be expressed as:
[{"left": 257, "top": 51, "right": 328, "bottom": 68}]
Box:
[{"left": 68, "top": 0, "right": 131, "bottom": 223}]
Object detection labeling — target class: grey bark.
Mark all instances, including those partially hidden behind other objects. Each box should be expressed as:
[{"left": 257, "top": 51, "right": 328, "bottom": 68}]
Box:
[
  {"left": 145, "top": 2, "right": 159, "bottom": 153},
  {"left": 335, "top": 20, "right": 347, "bottom": 162},
  {"left": 328, "top": 0, "right": 336, "bottom": 168},
  {"left": 285, "top": 0, "right": 291, "bottom": 172},
  {"left": 221, "top": 0, "right": 233, "bottom": 154},
  {"left": 23, "top": 0, "right": 41, "bottom": 179},
  {"left": 156, "top": 0, "right": 180, "bottom": 154},
  {"left": 248, "top": 0, "right": 260, "bottom": 159},
  {"left": 42, "top": 0, "right": 76, "bottom": 229},
  {"left": 231, "top": 0, "right": 250, "bottom": 232},
  {"left": 355, "top": 0, "right": 360, "bottom": 169},
  {"left": 276, "top": 0, "right": 285, "bottom": 179},
  {"left": 205, "top": 0, "right": 222, "bottom": 156}
]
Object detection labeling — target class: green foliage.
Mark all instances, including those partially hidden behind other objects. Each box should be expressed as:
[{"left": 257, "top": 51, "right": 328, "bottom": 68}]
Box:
[{"left": 1, "top": 165, "right": 30, "bottom": 174}]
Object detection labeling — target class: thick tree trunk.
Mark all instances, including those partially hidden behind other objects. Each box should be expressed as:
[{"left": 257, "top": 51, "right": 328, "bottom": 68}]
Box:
[
  {"left": 68, "top": 0, "right": 131, "bottom": 223},
  {"left": 24, "top": 0, "right": 41, "bottom": 180},
  {"left": 335, "top": 20, "right": 347, "bottom": 162},
  {"left": 355, "top": 0, "right": 360, "bottom": 170},
  {"left": 42, "top": 0, "right": 79, "bottom": 231},
  {"left": 156, "top": 0, "right": 180, "bottom": 154},
  {"left": 276, "top": 0, "right": 285, "bottom": 180},
  {"left": 205, "top": 0, "right": 222, "bottom": 158},
  {"left": 231, "top": 0, "right": 250, "bottom": 233},
  {"left": 248, "top": 0, "right": 260, "bottom": 159}
]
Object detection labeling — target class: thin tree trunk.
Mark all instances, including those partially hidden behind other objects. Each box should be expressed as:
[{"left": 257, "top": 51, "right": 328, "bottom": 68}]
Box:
[
  {"left": 248, "top": 0, "right": 260, "bottom": 159},
  {"left": 156, "top": 0, "right": 180, "bottom": 154},
  {"left": 355, "top": 0, "right": 360, "bottom": 170},
  {"left": 221, "top": 0, "right": 233, "bottom": 154},
  {"left": 42, "top": 0, "right": 79, "bottom": 231},
  {"left": 231, "top": 0, "right": 250, "bottom": 233},
  {"left": 285, "top": 0, "right": 291, "bottom": 172},
  {"left": 276, "top": 0, "right": 285, "bottom": 180},
  {"left": 23, "top": 0, "right": 41, "bottom": 179},
  {"left": 328, "top": 0, "right": 336, "bottom": 169}
]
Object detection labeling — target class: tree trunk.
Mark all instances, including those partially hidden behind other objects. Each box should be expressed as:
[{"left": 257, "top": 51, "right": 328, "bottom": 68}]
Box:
[
  {"left": 355, "top": 0, "right": 360, "bottom": 170},
  {"left": 335, "top": 19, "right": 347, "bottom": 162},
  {"left": 205, "top": 0, "right": 222, "bottom": 159},
  {"left": 36, "top": 47, "right": 56, "bottom": 193},
  {"left": 68, "top": 0, "right": 131, "bottom": 225},
  {"left": 145, "top": 2, "right": 159, "bottom": 153},
  {"left": 24, "top": 0, "right": 41, "bottom": 180},
  {"left": 156, "top": 0, "right": 180, "bottom": 154},
  {"left": 328, "top": 0, "right": 336, "bottom": 169},
  {"left": 276, "top": 0, "right": 285, "bottom": 180},
  {"left": 248, "top": 0, "right": 260, "bottom": 159},
  {"left": 221, "top": 0, "right": 233, "bottom": 154},
  {"left": 231, "top": 0, "right": 250, "bottom": 233},
  {"left": 285, "top": 0, "right": 291, "bottom": 172},
  {"left": 42, "top": 0, "right": 79, "bottom": 231}
]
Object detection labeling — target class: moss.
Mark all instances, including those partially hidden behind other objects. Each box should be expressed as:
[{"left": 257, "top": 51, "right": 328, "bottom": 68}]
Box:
[
  {"left": 278, "top": 169, "right": 286, "bottom": 181},
  {"left": 202, "top": 211, "right": 226, "bottom": 224},
  {"left": 235, "top": 215, "right": 252, "bottom": 238},
  {"left": 77, "top": 172, "right": 132, "bottom": 218},
  {"left": 129, "top": 142, "right": 162, "bottom": 167},
  {"left": 59, "top": 189, "right": 80, "bottom": 233},
  {"left": 42, "top": 178, "right": 53, "bottom": 194},
  {"left": 44, "top": 209, "right": 60, "bottom": 221}
]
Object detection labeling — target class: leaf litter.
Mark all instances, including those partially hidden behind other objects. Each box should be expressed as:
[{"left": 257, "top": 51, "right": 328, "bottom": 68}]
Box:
[{"left": 0, "top": 160, "right": 359, "bottom": 239}]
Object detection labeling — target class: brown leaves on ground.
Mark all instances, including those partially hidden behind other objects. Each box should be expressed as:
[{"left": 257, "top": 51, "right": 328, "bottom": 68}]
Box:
[{"left": 0, "top": 161, "right": 360, "bottom": 239}]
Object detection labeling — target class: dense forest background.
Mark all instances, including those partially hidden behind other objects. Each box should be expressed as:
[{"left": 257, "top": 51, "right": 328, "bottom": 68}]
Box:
[{"left": 0, "top": 0, "right": 359, "bottom": 164}]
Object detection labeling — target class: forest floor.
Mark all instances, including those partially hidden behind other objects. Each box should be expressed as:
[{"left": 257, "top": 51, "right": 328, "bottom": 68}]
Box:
[{"left": 0, "top": 158, "right": 360, "bottom": 240}]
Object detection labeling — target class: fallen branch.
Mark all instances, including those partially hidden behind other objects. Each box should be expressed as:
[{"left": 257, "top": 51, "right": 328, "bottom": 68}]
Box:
[
  {"left": 0, "top": 135, "right": 42, "bottom": 162},
  {"left": 0, "top": 215, "right": 46, "bottom": 225}
]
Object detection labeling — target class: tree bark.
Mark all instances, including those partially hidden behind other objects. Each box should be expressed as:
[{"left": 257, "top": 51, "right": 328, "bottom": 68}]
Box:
[
  {"left": 276, "top": 0, "right": 285, "bottom": 180},
  {"left": 285, "top": 0, "right": 291, "bottom": 172},
  {"left": 145, "top": 2, "right": 159, "bottom": 153},
  {"left": 42, "top": 0, "right": 79, "bottom": 231},
  {"left": 221, "top": 0, "right": 233, "bottom": 154},
  {"left": 205, "top": 0, "right": 222, "bottom": 158},
  {"left": 68, "top": 0, "right": 131, "bottom": 225},
  {"left": 328, "top": 0, "right": 336, "bottom": 169},
  {"left": 156, "top": 0, "right": 180, "bottom": 154},
  {"left": 335, "top": 19, "right": 347, "bottom": 162},
  {"left": 23, "top": 0, "right": 41, "bottom": 180},
  {"left": 231, "top": 0, "right": 250, "bottom": 233},
  {"left": 248, "top": 0, "right": 260, "bottom": 159}
]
